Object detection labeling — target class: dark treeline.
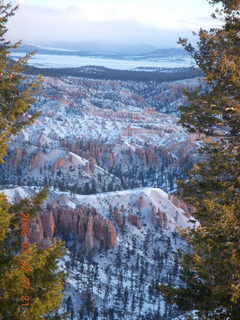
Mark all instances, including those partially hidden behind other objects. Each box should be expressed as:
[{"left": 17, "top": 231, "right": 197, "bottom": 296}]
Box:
[{"left": 26, "top": 65, "right": 202, "bottom": 82}]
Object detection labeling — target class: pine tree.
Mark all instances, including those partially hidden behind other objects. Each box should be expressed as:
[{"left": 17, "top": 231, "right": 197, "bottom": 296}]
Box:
[
  {"left": 0, "top": 2, "right": 41, "bottom": 163},
  {"left": 0, "top": 2, "right": 65, "bottom": 319},
  {"left": 178, "top": 0, "right": 240, "bottom": 137},
  {"left": 158, "top": 0, "right": 240, "bottom": 319}
]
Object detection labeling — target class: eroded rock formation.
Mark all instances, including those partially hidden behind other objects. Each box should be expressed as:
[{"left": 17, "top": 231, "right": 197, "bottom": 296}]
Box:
[
  {"left": 128, "top": 213, "right": 142, "bottom": 229},
  {"left": 11, "top": 149, "right": 25, "bottom": 168},
  {"left": 113, "top": 208, "right": 124, "bottom": 228},
  {"left": 168, "top": 195, "right": 195, "bottom": 218},
  {"left": 29, "top": 205, "right": 117, "bottom": 254},
  {"left": 152, "top": 207, "right": 168, "bottom": 229}
]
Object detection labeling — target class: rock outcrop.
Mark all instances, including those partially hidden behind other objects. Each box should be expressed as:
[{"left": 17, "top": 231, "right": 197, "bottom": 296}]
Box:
[
  {"left": 168, "top": 195, "right": 195, "bottom": 218},
  {"left": 128, "top": 213, "right": 142, "bottom": 229},
  {"left": 29, "top": 153, "right": 44, "bottom": 170},
  {"left": 29, "top": 205, "right": 117, "bottom": 254},
  {"left": 53, "top": 157, "right": 68, "bottom": 170},
  {"left": 85, "top": 214, "right": 94, "bottom": 255},
  {"left": 152, "top": 207, "right": 168, "bottom": 229},
  {"left": 113, "top": 208, "right": 124, "bottom": 228},
  {"left": 11, "top": 149, "right": 25, "bottom": 168},
  {"left": 28, "top": 217, "right": 44, "bottom": 243},
  {"left": 40, "top": 210, "right": 55, "bottom": 238},
  {"left": 138, "top": 196, "right": 145, "bottom": 209}
]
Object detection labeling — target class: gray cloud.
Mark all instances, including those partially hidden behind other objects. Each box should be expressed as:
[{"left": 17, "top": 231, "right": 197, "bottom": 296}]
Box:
[{"left": 7, "top": 4, "right": 197, "bottom": 47}]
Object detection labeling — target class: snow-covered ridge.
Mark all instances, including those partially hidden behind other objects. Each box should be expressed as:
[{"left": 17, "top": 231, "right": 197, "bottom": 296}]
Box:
[
  {"left": 0, "top": 76, "right": 200, "bottom": 195},
  {"left": 66, "top": 187, "right": 194, "bottom": 231},
  {"left": 1, "top": 186, "right": 195, "bottom": 232}
]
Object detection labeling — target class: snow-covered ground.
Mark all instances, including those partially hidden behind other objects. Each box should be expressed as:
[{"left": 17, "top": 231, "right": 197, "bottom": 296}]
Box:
[
  {"left": 10, "top": 52, "right": 192, "bottom": 69},
  {"left": 2, "top": 185, "right": 193, "bottom": 319},
  {"left": 0, "top": 76, "right": 199, "bottom": 195},
  {"left": 0, "top": 73, "right": 199, "bottom": 319}
]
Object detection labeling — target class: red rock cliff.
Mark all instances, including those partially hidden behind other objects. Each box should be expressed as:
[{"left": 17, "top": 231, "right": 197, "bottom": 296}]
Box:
[{"left": 29, "top": 205, "right": 117, "bottom": 254}]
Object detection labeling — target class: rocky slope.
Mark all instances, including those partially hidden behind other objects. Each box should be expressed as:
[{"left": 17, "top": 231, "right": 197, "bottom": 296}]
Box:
[
  {"left": 2, "top": 186, "right": 196, "bottom": 320},
  {"left": 0, "top": 74, "right": 201, "bottom": 319},
  {"left": 0, "top": 76, "right": 201, "bottom": 194}
]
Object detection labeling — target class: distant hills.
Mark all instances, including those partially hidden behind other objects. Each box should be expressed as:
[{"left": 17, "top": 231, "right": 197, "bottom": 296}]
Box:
[{"left": 13, "top": 42, "right": 188, "bottom": 60}]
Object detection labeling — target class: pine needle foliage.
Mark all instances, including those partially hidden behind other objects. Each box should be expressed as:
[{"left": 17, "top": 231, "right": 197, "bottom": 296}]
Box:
[
  {"left": 0, "top": 3, "right": 66, "bottom": 319},
  {"left": 158, "top": 1, "right": 240, "bottom": 319}
]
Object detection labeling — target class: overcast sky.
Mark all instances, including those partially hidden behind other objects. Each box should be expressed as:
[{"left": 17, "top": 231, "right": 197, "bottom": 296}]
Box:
[{"left": 7, "top": 0, "right": 219, "bottom": 47}]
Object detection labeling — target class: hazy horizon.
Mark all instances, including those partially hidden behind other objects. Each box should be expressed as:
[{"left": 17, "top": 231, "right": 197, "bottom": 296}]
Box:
[{"left": 8, "top": 0, "right": 221, "bottom": 48}]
